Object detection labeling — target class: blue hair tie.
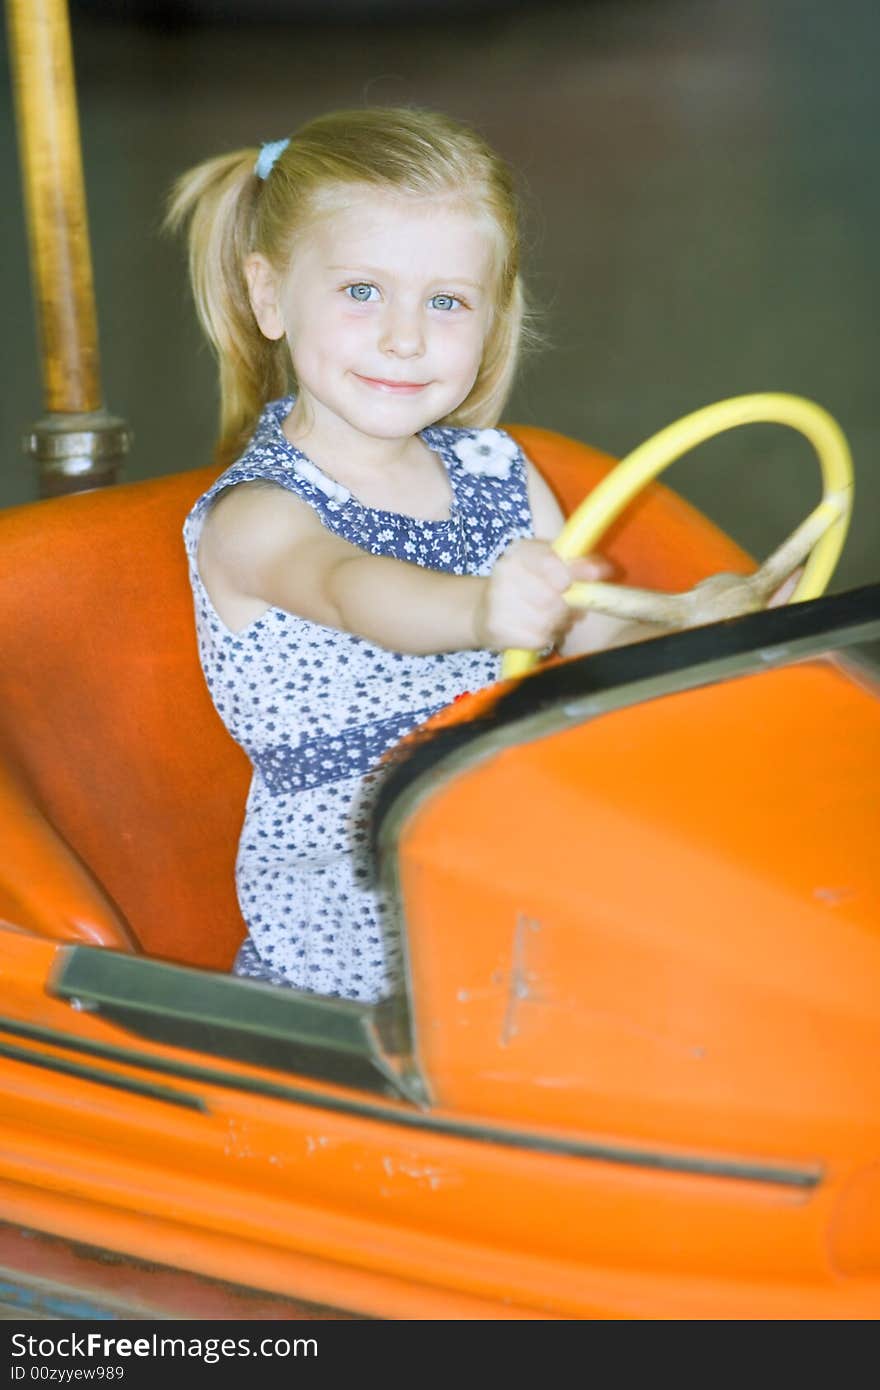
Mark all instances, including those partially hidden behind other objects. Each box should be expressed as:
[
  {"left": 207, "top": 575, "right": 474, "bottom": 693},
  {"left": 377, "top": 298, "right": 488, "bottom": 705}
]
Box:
[{"left": 254, "top": 138, "right": 290, "bottom": 181}]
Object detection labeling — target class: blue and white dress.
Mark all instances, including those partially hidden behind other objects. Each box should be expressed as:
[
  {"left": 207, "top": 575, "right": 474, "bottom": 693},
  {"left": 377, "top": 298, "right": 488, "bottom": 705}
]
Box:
[{"left": 183, "top": 396, "right": 535, "bottom": 1002}]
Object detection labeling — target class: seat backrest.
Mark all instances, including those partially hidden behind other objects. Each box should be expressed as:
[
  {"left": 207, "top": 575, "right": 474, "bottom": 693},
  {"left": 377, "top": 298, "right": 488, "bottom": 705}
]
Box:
[
  {"left": 0, "top": 427, "right": 749, "bottom": 970},
  {"left": 0, "top": 462, "right": 250, "bottom": 968}
]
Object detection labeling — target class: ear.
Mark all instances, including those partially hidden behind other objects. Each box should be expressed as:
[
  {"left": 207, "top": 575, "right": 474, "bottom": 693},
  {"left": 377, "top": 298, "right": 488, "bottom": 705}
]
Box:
[{"left": 244, "top": 253, "right": 286, "bottom": 341}]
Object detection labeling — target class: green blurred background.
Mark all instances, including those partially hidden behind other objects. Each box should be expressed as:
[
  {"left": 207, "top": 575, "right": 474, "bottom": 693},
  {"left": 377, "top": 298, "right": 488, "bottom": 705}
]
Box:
[{"left": 1, "top": 0, "right": 876, "bottom": 589}]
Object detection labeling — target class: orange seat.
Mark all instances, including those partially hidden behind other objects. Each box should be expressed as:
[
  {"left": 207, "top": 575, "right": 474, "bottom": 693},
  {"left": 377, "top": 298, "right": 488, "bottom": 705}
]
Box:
[{"left": 0, "top": 427, "right": 750, "bottom": 969}]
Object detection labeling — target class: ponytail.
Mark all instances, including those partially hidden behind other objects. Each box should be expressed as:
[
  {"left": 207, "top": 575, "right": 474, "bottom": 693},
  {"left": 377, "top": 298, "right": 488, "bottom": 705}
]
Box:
[{"left": 165, "top": 150, "right": 288, "bottom": 466}]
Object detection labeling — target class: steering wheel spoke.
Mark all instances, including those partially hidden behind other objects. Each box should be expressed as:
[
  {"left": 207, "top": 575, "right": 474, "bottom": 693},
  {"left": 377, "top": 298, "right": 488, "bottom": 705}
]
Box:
[
  {"left": 565, "top": 580, "right": 687, "bottom": 626},
  {"left": 751, "top": 490, "right": 849, "bottom": 602}
]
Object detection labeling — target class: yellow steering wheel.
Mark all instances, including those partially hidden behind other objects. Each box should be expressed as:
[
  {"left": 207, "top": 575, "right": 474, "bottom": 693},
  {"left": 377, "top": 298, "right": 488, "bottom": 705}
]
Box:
[{"left": 502, "top": 392, "right": 854, "bottom": 679}]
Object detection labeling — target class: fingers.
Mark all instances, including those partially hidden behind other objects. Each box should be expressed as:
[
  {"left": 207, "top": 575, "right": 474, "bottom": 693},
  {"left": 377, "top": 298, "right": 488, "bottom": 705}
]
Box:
[
  {"left": 485, "top": 541, "right": 570, "bottom": 650},
  {"left": 767, "top": 566, "right": 804, "bottom": 608},
  {"left": 517, "top": 541, "right": 571, "bottom": 590},
  {"left": 568, "top": 553, "right": 618, "bottom": 583},
  {"left": 512, "top": 595, "right": 571, "bottom": 650},
  {"left": 515, "top": 543, "right": 616, "bottom": 591}
]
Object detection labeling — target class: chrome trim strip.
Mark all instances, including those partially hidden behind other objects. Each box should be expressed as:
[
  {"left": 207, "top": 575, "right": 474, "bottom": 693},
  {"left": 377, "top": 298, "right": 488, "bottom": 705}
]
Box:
[
  {"left": 0, "top": 1037, "right": 206, "bottom": 1112},
  {"left": 0, "top": 1018, "right": 819, "bottom": 1189}
]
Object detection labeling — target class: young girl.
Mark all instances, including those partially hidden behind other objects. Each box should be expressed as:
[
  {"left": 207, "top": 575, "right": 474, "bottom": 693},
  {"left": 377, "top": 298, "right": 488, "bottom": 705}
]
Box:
[{"left": 170, "top": 106, "right": 620, "bottom": 1005}]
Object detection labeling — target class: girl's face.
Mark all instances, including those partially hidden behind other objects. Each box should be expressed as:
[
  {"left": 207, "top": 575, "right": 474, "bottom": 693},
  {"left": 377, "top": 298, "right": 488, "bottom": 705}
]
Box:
[{"left": 248, "top": 191, "right": 496, "bottom": 446}]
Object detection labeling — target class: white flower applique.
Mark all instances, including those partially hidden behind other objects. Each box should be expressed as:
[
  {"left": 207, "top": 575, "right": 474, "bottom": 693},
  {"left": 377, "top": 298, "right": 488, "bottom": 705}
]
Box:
[
  {"left": 451, "top": 429, "right": 519, "bottom": 480},
  {"left": 291, "top": 455, "right": 351, "bottom": 505}
]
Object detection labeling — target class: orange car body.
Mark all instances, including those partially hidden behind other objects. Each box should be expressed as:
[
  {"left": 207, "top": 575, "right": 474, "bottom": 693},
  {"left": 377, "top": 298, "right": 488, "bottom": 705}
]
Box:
[{"left": 0, "top": 426, "right": 877, "bottom": 1320}]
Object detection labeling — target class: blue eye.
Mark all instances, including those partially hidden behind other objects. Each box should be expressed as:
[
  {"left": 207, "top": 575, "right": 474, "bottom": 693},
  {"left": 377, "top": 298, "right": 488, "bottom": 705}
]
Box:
[
  {"left": 346, "top": 283, "right": 378, "bottom": 303},
  {"left": 430, "top": 293, "right": 460, "bottom": 311}
]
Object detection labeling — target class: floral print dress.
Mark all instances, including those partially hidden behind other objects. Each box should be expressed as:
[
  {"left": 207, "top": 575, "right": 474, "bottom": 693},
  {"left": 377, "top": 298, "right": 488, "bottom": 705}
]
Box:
[{"left": 183, "top": 397, "right": 535, "bottom": 1002}]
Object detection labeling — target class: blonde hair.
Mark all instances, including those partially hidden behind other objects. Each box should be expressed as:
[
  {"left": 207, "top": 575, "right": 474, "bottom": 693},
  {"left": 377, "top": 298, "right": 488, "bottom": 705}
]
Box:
[{"left": 166, "top": 106, "right": 537, "bottom": 466}]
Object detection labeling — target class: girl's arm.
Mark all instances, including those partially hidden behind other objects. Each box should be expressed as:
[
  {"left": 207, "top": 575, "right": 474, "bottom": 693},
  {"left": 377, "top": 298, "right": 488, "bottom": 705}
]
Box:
[{"left": 198, "top": 481, "right": 579, "bottom": 655}]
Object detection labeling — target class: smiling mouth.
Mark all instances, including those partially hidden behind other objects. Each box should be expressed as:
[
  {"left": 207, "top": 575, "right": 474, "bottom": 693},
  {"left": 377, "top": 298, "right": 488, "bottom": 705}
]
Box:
[{"left": 354, "top": 375, "right": 430, "bottom": 393}]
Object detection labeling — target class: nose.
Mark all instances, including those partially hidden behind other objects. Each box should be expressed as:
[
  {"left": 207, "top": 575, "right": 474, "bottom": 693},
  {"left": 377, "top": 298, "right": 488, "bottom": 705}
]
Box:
[{"left": 378, "top": 300, "right": 425, "bottom": 358}]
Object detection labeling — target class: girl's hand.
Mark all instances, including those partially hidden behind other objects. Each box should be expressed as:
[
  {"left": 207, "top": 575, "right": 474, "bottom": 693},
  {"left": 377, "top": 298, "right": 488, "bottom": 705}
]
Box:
[{"left": 474, "top": 540, "right": 609, "bottom": 651}]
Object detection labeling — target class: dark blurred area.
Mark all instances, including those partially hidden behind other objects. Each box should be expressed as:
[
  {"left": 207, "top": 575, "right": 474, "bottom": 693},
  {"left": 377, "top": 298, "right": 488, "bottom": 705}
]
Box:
[
  {"left": 2, "top": 0, "right": 877, "bottom": 589},
  {"left": 69, "top": 0, "right": 554, "bottom": 20}
]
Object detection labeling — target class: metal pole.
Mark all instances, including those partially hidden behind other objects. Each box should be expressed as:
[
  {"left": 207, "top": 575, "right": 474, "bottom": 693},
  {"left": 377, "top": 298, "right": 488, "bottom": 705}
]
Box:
[{"left": 6, "top": 0, "right": 131, "bottom": 496}]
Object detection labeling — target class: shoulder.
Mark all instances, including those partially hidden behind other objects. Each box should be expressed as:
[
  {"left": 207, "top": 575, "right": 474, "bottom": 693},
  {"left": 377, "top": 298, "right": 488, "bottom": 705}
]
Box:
[
  {"left": 194, "top": 478, "right": 333, "bottom": 610},
  {"left": 201, "top": 478, "right": 321, "bottom": 561}
]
